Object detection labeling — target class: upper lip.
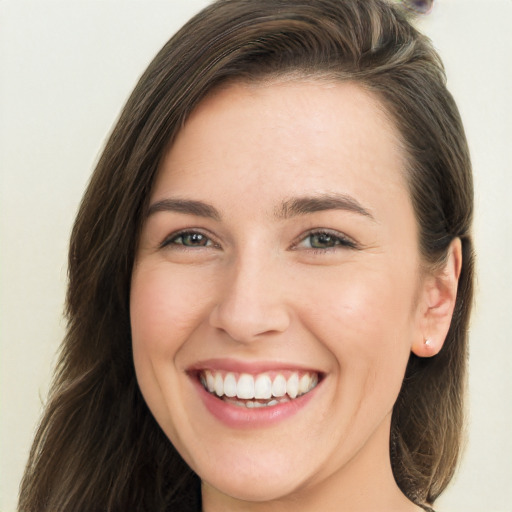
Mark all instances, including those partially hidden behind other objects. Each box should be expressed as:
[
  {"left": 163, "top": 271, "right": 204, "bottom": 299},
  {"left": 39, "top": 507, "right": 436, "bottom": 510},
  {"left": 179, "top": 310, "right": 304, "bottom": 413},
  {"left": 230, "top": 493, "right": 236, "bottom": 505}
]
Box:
[{"left": 187, "top": 357, "right": 324, "bottom": 375}]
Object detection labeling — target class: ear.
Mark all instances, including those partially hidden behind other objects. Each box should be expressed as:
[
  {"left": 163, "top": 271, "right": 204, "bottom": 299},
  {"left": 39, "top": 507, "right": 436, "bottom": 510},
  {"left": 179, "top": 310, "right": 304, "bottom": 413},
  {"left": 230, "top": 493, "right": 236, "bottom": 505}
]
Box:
[{"left": 411, "top": 238, "right": 462, "bottom": 358}]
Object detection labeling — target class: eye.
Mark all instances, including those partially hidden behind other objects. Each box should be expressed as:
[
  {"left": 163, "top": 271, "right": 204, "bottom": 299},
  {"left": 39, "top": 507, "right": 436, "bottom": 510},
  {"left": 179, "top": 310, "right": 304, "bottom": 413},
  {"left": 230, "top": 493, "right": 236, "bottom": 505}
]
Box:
[
  {"left": 161, "top": 230, "right": 215, "bottom": 248},
  {"left": 295, "top": 230, "right": 357, "bottom": 251}
]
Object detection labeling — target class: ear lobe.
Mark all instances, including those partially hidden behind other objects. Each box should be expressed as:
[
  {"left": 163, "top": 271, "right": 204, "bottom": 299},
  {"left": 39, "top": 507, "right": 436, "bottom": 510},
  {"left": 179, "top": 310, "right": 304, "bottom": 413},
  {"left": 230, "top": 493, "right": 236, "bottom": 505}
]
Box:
[{"left": 412, "top": 238, "right": 462, "bottom": 358}]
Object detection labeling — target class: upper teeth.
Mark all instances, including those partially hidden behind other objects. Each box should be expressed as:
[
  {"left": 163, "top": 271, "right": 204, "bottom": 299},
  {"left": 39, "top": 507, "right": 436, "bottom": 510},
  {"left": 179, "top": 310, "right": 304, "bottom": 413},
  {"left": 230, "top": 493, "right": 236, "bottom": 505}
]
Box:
[{"left": 200, "top": 370, "right": 318, "bottom": 400}]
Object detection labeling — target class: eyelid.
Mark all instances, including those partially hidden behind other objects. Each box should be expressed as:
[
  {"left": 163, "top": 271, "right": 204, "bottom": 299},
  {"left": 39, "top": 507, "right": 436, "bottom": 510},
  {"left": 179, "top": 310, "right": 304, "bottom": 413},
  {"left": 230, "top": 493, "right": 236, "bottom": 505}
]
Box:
[
  {"left": 158, "top": 227, "right": 358, "bottom": 252},
  {"left": 290, "top": 228, "right": 359, "bottom": 251},
  {"left": 159, "top": 228, "right": 220, "bottom": 249}
]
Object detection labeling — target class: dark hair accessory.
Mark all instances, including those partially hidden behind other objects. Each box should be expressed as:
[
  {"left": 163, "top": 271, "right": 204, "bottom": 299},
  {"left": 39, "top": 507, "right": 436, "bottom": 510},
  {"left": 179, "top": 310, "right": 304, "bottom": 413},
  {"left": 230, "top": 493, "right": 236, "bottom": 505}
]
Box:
[{"left": 402, "top": 0, "right": 434, "bottom": 14}]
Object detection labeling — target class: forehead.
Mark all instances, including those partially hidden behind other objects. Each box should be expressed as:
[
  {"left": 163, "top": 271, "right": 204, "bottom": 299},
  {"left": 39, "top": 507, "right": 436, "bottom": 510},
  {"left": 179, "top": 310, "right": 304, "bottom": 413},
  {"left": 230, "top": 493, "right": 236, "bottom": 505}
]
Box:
[{"left": 154, "top": 79, "right": 410, "bottom": 222}]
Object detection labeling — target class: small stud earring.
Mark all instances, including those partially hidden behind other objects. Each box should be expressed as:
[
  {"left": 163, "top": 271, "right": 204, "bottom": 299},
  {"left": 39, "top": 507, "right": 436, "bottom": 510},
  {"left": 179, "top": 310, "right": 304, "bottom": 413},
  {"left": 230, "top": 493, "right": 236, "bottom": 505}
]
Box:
[{"left": 424, "top": 338, "right": 433, "bottom": 347}]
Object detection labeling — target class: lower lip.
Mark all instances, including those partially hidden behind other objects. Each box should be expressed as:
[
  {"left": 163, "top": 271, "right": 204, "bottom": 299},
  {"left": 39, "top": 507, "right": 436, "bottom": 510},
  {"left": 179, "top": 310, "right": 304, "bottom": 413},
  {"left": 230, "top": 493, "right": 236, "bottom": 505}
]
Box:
[{"left": 192, "top": 377, "right": 320, "bottom": 429}]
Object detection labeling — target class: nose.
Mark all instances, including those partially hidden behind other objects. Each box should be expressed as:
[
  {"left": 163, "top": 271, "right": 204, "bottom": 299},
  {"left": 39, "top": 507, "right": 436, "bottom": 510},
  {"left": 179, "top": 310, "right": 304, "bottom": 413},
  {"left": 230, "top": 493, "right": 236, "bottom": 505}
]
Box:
[{"left": 209, "top": 253, "right": 291, "bottom": 343}]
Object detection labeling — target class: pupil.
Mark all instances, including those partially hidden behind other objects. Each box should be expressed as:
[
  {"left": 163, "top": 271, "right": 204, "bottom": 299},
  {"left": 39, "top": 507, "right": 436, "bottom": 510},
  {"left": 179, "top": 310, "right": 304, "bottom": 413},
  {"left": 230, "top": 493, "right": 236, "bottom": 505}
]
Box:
[
  {"left": 185, "top": 233, "right": 205, "bottom": 245},
  {"left": 312, "top": 233, "right": 333, "bottom": 248}
]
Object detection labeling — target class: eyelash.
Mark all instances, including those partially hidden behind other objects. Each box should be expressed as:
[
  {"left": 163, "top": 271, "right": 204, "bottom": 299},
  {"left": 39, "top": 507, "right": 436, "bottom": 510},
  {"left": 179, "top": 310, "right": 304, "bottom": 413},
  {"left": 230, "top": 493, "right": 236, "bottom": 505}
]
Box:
[
  {"left": 292, "top": 229, "right": 358, "bottom": 252},
  {"left": 160, "top": 230, "right": 218, "bottom": 250},
  {"left": 160, "top": 229, "right": 358, "bottom": 253}
]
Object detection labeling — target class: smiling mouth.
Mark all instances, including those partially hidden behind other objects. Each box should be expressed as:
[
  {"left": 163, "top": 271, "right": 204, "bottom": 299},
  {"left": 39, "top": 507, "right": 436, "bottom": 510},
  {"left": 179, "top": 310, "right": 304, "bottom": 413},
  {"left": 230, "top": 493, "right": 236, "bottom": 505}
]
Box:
[{"left": 198, "top": 370, "right": 320, "bottom": 408}]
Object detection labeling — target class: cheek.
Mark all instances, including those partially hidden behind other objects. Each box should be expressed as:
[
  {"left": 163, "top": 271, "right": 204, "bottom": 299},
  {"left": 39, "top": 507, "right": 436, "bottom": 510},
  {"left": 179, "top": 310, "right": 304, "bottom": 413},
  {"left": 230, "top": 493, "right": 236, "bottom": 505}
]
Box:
[
  {"left": 130, "top": 264, "right": 216, "bottom": 435},
  {"left": 130, "top": 264, "right": 212, "bottom": 356},
  {"left": 130, "top": 263, "right": 212, "bottom": 413},
  {"left": 298, "top": 262, "right": 417, "bottom": 373}
]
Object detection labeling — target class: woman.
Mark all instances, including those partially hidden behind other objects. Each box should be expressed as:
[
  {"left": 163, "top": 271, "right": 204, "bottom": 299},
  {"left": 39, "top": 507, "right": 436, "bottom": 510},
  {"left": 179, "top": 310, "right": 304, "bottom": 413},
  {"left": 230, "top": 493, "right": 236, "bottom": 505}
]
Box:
[{"left": 18, "top": 0, "right": 474, "bottom": 511}]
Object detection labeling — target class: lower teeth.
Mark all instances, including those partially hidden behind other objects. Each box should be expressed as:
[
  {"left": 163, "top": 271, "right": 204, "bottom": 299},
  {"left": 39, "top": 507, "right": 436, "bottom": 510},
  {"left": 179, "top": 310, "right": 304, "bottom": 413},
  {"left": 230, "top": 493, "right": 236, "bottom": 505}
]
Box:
[{"left": 222, "top": 396, "right": 290, "bottom": 408}]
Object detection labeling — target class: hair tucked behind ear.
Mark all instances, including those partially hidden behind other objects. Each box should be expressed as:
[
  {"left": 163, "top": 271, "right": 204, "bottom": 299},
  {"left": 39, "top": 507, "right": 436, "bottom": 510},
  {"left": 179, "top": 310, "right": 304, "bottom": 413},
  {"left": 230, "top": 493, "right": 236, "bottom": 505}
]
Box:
[{"left": 19, "top": 1, "right": 473, "bottom": 510}]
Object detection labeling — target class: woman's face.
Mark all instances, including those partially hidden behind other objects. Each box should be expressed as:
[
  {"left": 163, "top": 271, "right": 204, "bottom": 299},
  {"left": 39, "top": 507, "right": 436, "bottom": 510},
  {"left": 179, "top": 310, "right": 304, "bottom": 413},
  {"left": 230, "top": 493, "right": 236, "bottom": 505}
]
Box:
[{"left": 131, "top": 80, "right": 427, "bottom": 505}]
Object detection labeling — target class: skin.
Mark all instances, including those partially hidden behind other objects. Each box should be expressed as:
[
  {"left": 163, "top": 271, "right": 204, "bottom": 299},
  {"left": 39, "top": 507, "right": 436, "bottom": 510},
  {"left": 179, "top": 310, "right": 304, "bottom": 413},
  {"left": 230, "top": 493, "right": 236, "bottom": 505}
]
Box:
[{"left": 130, "top": 80, "right": 461, "bottom": 511}]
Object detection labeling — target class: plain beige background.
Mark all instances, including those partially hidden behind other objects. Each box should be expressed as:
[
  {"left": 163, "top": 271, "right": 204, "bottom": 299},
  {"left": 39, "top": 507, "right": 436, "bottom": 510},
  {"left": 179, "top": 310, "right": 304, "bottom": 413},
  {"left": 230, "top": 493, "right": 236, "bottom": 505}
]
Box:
[{"left": 1, "top": 1, "right": 511, "bottom": 511}]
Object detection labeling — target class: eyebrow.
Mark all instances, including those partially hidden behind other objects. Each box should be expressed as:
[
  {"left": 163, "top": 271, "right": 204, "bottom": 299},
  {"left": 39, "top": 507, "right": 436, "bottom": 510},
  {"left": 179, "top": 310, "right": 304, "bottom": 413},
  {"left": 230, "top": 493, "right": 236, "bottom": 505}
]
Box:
[
  {"left": 276, "top": 193, "right": 375, "bottom": 221},
  {"left": 146, "top": 193, "right": 374, "bottom": 222},
  {"left": 146, "top": 198, "right": 221, "bottom": 221}
]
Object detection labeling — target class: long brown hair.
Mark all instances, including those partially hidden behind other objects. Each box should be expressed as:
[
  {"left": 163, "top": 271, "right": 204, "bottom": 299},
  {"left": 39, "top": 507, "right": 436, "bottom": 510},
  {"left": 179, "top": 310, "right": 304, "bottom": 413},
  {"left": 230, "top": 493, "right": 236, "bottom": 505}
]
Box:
[{"left": 19, "top": 1, "right": 474, "bottom": 510}]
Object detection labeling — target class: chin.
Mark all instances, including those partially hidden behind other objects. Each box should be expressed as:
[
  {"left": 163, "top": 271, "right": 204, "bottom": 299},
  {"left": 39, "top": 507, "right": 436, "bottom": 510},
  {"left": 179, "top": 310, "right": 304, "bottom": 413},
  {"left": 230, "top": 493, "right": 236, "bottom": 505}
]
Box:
[{"left": 201, "top": 466, "right": 309, "bottom": 504}]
